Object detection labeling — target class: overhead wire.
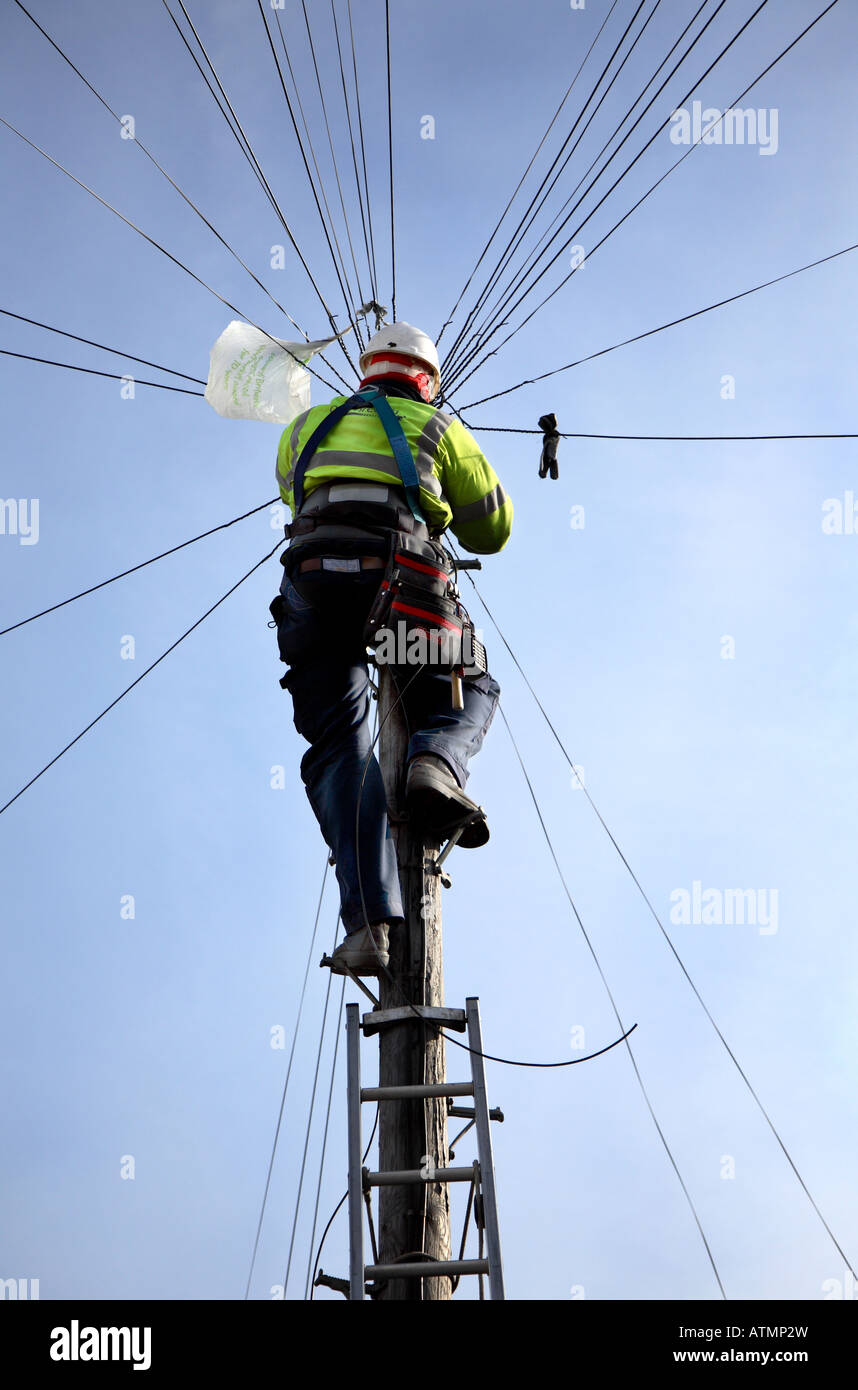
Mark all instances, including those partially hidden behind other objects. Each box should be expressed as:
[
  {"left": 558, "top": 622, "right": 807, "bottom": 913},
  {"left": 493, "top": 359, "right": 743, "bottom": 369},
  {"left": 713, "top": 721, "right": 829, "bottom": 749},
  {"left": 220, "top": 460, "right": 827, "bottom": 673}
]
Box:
[
  {"left": 0, "top": 348, "right": 204, "bottom": 397},
  {"left": 303, "top": 972, "right": 348, "bottom": 1300},
  {"left": 462, "top": 425, "right": 858, "bottom": 441},
  {"left": 0, "top": 538, "right": 284, "bottom": 820},
  {"left": 485, "top": 0, "right": 717, "bottom": 326},
  {"left": 497, "top": 703, "right": 727, "bottom": 1298},
  {"left": 296, "top": 0, "right": 369, "bottom": 345},
  {"left": 441, "top": 0, "right": 656, "bottom": 376},
  {"left": 448, "top": 0, "right": 841, "bottom": 397},
  {"left": 10, "top": 0, "right": 349, "bottom": 386},
  {"left": 458, "top": 242, "right": 858, "bottom": 409},
  {"left": 384, "top": 0, "right": 396, "bottom": 321},
  {"left": 0, "top": 115, "right": 343, "bottom": 396},
  {"left": 161, "top": 0, "right": 359, "bottom": 378},
  {"left": 10, "top": 331, "right": 850, "bottom": 446},
  {"left": 0, "top": 307, "right": 205, "bottom": 385},
  {"left": 456, "top": 559, "right": 857, "bottom": 1281},
  {"left": 0, "top": 498, "right": 278, "bottom": 639},
  {"left": 442, "top": 0, "right": 750, "bottom": 389},
  {"left": 351, "top": 666, "right": 637, "bottom": 1070},
  {"left": 345, "top": 0, "right": 380, "bottom": 299},
  {"left": 442, "top": 0, "right": 722, "bottom": 383},
  {"left": 445, "top": 0, "right": 716, "bottom": 380},
  {"left": 260, "top": 0, "right": 366, "bottom": 351},
  {"left": 282, "top": 911, "right": 343, "bottom": 1298},
  {"left": 329, "top": 0, "right": 378, "bottom": 309},
  {"left": 435, "top": 0, "right": 623, "bottom": 347},
  {"left": 244, "top": 856, "right": 332, "bottom": 1300}
]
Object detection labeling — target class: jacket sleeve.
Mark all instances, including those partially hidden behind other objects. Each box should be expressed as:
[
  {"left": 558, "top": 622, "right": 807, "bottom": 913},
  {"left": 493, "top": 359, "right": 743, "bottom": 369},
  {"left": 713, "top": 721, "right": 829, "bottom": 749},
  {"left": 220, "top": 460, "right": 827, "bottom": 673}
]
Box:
[{"left": 437, "top": 418, "right": 513, "bottom": 554}]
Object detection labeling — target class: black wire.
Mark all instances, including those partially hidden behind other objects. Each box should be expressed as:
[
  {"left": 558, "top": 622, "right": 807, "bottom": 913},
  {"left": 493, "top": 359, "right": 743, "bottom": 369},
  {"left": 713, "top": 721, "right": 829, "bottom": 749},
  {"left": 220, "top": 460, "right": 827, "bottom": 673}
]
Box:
[
  {"left": 462, "top": 425, "right": 858, "bottom": 442},
  {"left": 244, "top": 857, "right": 331, "bottom": 1300},
  {"left": 441, "top": 0, "right": 654, "bottom": 376},
  {"left": 283, "top": 912, "right": 341, "bottom": 1297},
  {"left": 443, "top": 0, "right": 749, "bottom": 390},
  {"left": 384, "top": 0, "right": 396, "bottom": 321},
  {"left": 346, "top": 0, "right": 380, "bottom": 299},
  {"left": 458, "top": 559, "right": 857, "bottom": 1282},
  {"left": 0, "top": 308, "right": 205, "bottom": 384},
  {"left": 303, "top": 973, "right": 348, "bottom": 1300},
  {"left": 159, "top": 0, "right": 272, "bottom": 207},
  {"left": 444, "top": 0, "right": 739, "bottom": 392},
  {"left": 444, "top": 0, "right": 714, "bottom": 381},
  {"left": 0, "top": 115, "right": 343, "bottom": 396},
  {"left": 486, "top": 0, "right": 715, "bottom": 335},
  {"left": 260, "top": 0, "right": 365, "bottom": 354},
  {"left": 162, "top": 0, "right": 356, "bottom": 379},
  {"left": 0, "top": 539, "right": 284, "bottom": 819},
  {"left": 443, "top": 0, "right": 666, "bottom": 380},
  {"left": 0, "top": 348, "right": 204, "bottom": 396},
  {"left": 459, "top": 242, "right": 858, "bottom": 410},
  {"left": 435, "top": 0, "right": 622, "bottom": 347},
  {"left": 0, "top": 498, "right": 279, "bottom": 638},
  {"left": 308, "top": 1105, "right": 379, "bottom": 1300},
  {"left": 10, "top": 0, "right": 331, "bottom": 359},
  {"left": 451, "top": 0, "right": 841, "bottom": 396},
  {"left": 497, "top": 704, "right": 727, "bottom": 1298},
  {"left": 443, "top": 0, "right": 723, "bottom": 385},
  {"left": 296, "top": 0, "right": 368, "bottom": 342},
  {"left": 330, "top": 0, "right": 376, "bottom": 307}
]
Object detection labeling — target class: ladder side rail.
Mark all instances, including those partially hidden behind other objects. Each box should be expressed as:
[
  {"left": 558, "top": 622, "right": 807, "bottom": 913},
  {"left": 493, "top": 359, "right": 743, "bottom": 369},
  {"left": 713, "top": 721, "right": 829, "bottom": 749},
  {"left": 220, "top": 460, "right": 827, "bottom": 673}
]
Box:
[
  {"left": 346, "top": 1003, "right": 365, "bottom": 1301},
  {"left": 465, "top": 997, "right": 506, "bottom": 1300}
]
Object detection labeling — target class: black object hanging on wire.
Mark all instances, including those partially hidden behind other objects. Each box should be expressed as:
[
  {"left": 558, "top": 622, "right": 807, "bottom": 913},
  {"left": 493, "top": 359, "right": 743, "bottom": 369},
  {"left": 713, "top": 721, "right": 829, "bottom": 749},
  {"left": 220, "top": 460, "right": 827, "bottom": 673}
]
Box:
[{"left": 538, "top": 413, "right": 560, "bottom": 479}]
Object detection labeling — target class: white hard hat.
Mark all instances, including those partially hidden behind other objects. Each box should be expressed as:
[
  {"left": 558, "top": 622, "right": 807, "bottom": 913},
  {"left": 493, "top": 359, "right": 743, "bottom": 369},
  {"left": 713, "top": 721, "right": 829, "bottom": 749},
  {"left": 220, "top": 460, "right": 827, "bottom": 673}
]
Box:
[{"left": 359, "top": 321, "right": 440, "bottom": 402}]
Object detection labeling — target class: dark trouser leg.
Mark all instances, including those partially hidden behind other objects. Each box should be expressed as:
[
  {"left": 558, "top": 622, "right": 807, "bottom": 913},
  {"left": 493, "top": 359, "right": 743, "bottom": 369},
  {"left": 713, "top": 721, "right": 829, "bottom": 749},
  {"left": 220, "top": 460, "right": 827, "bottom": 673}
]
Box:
[
  {"left": 396, "top": 666, "right": 501, "bottom": 788},
  {"left": 276, "top": 573, "right": 403, "bottom": 933}
]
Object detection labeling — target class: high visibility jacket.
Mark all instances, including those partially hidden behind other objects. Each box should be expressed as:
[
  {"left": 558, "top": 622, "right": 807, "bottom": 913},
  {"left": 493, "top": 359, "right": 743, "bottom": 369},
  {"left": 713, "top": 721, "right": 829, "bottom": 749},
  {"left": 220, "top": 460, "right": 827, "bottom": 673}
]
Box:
[{"left": 275, "top": 394, "right": 512, "bottom": 554}]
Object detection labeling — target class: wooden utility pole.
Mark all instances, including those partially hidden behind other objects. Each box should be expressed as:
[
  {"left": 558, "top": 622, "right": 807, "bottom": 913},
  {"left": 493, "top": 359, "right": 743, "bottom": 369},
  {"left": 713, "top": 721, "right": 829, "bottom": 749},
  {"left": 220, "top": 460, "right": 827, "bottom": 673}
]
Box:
[{"left": 375, "top": 668, "right": 452, "bottom": 1301}]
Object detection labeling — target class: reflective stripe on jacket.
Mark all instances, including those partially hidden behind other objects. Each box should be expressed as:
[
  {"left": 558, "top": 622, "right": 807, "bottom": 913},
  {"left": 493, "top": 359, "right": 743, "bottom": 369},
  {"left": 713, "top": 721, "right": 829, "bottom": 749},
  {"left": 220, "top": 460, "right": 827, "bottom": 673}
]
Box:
[{"left": 275, "top": 394, "right": 512, "bottom": 554}]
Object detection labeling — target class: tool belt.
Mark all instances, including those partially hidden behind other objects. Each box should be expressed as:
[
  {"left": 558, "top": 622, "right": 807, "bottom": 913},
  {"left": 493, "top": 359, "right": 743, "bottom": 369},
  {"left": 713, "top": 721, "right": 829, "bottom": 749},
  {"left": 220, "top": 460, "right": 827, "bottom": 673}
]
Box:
[{"left": 363, "top": 533, "right": 488, "bottom": 680}]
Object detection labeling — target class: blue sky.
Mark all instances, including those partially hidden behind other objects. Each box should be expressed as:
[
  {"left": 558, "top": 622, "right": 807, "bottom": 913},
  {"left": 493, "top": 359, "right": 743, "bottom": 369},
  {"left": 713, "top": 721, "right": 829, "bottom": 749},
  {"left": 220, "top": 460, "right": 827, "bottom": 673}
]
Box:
[{"left": 1, "top": 0, "right": 857, "bottom": 1302}]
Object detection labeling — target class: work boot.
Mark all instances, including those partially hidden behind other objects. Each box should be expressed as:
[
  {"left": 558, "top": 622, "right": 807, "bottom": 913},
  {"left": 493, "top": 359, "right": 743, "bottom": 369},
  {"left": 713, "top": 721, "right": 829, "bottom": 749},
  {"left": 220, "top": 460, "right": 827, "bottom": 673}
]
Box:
[
  {"left": 405, "top": 754, "right": 489, "bottom": 848},
  {"left": 329, "top": 922, "right": 390, "bottom": 976}
]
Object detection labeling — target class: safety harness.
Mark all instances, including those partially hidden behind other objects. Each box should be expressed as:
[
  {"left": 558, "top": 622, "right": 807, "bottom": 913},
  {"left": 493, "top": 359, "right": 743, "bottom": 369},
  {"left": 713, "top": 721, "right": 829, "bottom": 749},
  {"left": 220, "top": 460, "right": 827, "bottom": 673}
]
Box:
[
  {"left": 275, "top": 385, "right": 488, "bottom": 702},
  {"left": 291, "top": 385, "right": 427, "bottom": 526}
]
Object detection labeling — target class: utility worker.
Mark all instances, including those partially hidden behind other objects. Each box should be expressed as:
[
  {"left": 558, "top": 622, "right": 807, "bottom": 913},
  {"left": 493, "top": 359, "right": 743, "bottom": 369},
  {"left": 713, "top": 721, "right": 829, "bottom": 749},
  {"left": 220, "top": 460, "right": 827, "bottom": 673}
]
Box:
[{"left": 270, "top": 322, "right": 512, "bottom": 976}]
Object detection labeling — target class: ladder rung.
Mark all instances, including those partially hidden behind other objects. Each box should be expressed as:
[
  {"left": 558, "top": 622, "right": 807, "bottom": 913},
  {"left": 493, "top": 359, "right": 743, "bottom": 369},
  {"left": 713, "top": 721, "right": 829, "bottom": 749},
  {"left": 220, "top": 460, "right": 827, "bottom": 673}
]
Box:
[
  {"left": 365, "top": 1259, "right": 489, "bottom": 1280},
  {"left": 366, "top": 1166, "right": 476, "bottom": 1187},
  {"left": 360, "top": 1082, "right": 474, "bottom": 1102}
]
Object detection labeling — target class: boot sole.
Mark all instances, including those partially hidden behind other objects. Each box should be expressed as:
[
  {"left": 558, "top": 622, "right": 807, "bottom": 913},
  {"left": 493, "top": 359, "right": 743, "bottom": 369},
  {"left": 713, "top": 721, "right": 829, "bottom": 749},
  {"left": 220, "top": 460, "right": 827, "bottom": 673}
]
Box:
[
  {"left": 406, "top": 768, "right": 489, "bottom": 848},
  {"left": 329, "top": 953, "right": 389, "bottom": 977}
]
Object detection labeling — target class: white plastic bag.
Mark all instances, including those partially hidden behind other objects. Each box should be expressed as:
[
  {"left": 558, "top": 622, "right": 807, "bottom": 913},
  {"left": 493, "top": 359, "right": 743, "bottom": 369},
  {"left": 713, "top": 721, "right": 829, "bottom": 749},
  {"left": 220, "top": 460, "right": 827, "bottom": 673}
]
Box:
[{"left": 204, "top": 321, "right": 343, "bottom": 424}]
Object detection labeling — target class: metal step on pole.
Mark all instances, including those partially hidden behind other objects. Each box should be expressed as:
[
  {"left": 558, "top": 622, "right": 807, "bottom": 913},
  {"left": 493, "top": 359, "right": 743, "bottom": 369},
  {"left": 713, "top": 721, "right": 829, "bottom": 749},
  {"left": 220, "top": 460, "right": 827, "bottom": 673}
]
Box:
[{"left": 344, "top": 999, "right": 505, "bottom": 1300}]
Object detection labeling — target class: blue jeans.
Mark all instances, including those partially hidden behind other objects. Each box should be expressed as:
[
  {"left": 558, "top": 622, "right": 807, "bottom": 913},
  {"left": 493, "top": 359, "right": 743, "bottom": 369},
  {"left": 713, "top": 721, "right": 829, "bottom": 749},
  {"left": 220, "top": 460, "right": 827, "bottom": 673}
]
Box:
[{"left": 273, "top": 566, "right": 500, "bottom": 933}]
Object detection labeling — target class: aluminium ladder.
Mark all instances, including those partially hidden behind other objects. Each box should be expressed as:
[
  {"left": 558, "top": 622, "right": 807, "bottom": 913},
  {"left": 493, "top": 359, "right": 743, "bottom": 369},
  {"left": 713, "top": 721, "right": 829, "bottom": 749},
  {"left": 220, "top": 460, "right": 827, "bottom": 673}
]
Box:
[{"left": 345, "top": 995, "right": 505, "bottom": 1300}]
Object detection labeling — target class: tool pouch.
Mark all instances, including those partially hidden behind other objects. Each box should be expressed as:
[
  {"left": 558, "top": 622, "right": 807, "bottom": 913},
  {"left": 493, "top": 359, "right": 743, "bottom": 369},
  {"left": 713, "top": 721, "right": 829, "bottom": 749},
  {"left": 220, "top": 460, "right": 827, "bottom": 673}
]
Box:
[{"left": 364, "top": 534, "right": 488, "bottom": 680}]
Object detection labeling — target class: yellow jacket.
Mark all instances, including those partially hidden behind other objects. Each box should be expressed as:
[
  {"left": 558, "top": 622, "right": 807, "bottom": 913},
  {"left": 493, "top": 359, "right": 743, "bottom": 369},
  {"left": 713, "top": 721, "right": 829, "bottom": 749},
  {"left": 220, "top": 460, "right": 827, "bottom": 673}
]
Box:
[{"left": 276, "top": 393, "right": 512, "bottom": 554}]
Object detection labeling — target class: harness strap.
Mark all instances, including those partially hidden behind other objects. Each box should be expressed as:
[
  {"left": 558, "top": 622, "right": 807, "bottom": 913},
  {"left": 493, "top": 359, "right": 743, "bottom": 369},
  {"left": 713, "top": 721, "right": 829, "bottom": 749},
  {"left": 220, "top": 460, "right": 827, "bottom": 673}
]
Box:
[{"left": 290, "top": 386, "right": 427, "bottom": 525}]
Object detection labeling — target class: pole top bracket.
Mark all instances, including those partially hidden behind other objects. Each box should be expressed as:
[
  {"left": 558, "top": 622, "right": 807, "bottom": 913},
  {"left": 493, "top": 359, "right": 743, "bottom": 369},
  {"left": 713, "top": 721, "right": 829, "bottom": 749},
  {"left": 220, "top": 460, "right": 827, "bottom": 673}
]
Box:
[{"left": 361, "top": 1004, "right": 467, "bottom": 1036}]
